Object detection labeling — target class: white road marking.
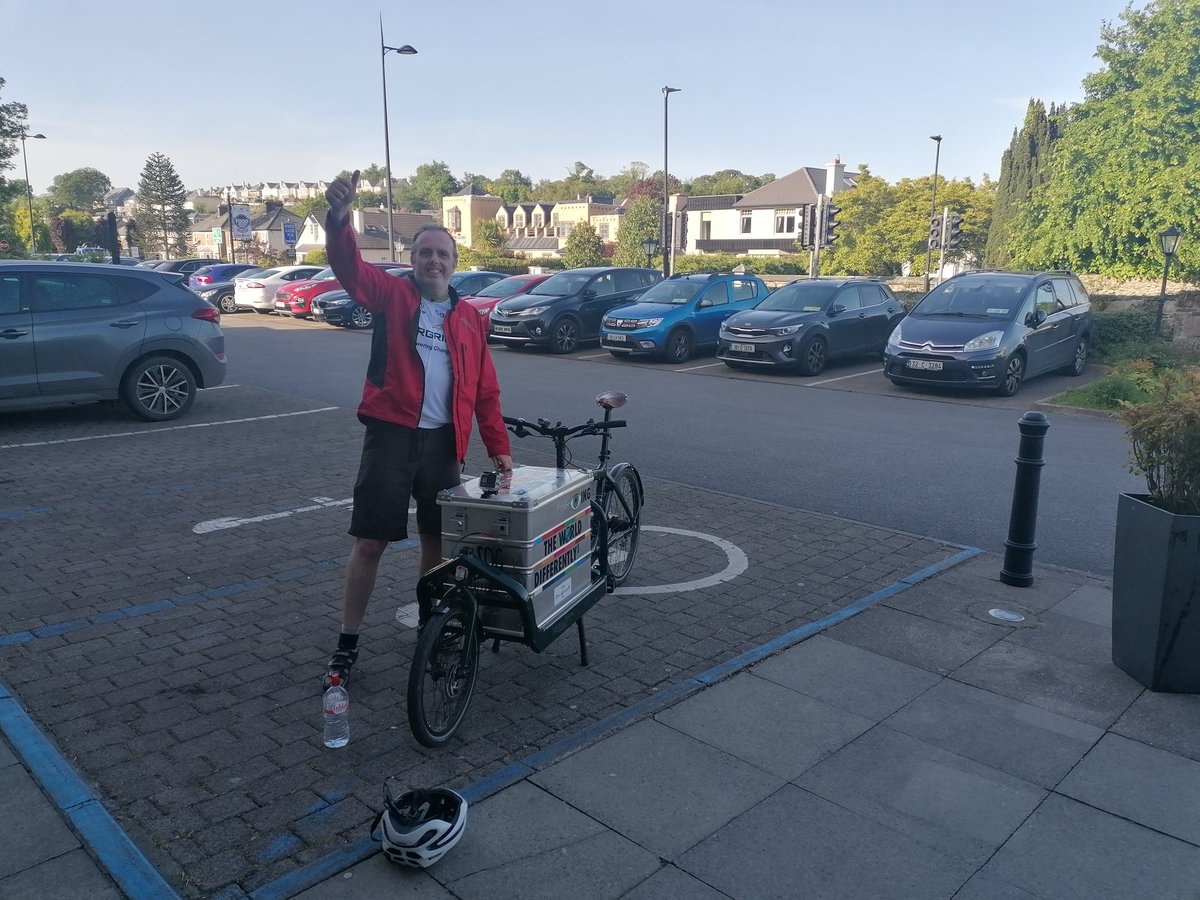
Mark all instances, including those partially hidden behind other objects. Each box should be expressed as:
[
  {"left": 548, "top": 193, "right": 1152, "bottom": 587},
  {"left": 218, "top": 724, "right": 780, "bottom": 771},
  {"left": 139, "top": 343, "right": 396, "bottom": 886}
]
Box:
[
  {"left": 395, "top": 525, "right": 750, "bottom": 627},
  {"left": 807, "top": 368, "right": 881, "bottom": 386},
  {"left": 0, "top": 407, "right": 339, "bottom": 451},
  {"left": 577, "top": 352, "right": 609, "bottom": 359},
  {"left": 675, "top": 362, "right": 724, "bottom": 372},
  {"left": 194, "top": 497, "right": 418, "bottom": 534}
]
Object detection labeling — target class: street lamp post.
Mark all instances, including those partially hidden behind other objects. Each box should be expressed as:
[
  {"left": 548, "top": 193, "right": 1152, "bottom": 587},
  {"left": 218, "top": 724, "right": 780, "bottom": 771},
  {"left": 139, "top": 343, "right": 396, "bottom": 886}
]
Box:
[
  {"left": 923, "top": 134, "right": 942, "bottom": 292},
  {"left": 380, "top": 18, "right": 417, "bottom": 264},
  {"left": 661, "top": 86, "right": 680, "bottom": 278},
  {"left": 641, "top": 236, "right": 659, "bottom": 269},
  {"left": 19, "top": 128, "right": 47, "bottom": 254},
  {"left": 1156, "top": 225, "right": 1183, "bottom": 338}
]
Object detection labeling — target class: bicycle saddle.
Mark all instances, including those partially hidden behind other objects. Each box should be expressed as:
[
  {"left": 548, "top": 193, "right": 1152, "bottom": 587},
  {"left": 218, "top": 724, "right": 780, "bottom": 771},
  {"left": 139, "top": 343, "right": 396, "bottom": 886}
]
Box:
[{"left": 596, "top": 391, "right": 627, "bottom": 410}]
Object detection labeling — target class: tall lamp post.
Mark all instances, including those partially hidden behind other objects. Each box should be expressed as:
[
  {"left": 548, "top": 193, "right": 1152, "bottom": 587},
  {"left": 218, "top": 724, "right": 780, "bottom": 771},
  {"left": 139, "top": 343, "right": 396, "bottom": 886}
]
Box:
[
  {"left": 380, "top": 18, "right": 417, "bottom": 263},
  {"left": 1155, "top": 225, "right": 1183, "bottom": 338},
  {"left": 641, "top": 236, "right": 659, "bottom": 269},
  {"left": 923, "top": 134, "right": 942, "bottom": 292},
  {"left": 19, "top": 128, "right": 47, "bottom": 254},
  {"left": 661, "top": 86, "right": 680, "bottom": 278}
]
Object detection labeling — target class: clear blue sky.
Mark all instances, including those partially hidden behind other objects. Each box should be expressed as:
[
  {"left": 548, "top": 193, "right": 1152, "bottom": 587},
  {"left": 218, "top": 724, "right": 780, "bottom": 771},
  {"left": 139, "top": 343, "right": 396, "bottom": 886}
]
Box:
[{"left": 5, "top": 0, "right": 1130, "bottom": 195}]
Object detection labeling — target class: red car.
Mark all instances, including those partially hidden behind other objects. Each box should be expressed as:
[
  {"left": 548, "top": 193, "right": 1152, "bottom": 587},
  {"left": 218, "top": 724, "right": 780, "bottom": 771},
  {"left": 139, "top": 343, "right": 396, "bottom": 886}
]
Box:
[
  {"left": 274, "top": 262, "right": 410, "bottom": 318},
  {"left": 460, "top": 273, "right": 551, "bottom": 321}
]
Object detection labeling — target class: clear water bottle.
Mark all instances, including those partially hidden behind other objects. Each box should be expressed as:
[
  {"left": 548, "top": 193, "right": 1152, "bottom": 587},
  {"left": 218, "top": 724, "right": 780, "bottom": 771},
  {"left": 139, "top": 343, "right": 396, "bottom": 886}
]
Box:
[{"left": 323, "top": 674, "right": 350, "bottom": 748}]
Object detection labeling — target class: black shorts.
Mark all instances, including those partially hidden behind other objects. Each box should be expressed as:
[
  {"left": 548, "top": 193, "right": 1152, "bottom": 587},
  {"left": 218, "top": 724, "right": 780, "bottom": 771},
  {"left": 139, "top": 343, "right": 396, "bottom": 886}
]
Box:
[{"left": 349, "top": 418, "right": 459, "bottom": 541}]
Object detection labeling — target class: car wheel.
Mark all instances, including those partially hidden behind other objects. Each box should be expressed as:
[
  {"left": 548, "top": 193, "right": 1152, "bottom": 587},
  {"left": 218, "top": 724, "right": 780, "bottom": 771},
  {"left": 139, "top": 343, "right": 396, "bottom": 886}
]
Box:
[
  {"left": 1063, "top": 336, "right": 1089, "bottom": 376},
  {"left": 348, "top": 304, "right": 373, "bottom": 329},
  {"left": 216, "top": 292, "right": 237, "bottom": 314},
  {"left": 121, "top": 355, "right": 197, "bottom": 422},
  {"left": 797, "top": 334, "right": 828, "bottom": 376},
  {"left": 664, "top": 328, "right": 694, "bottom": 364},
  {"left": 550, "top": 316, "right": 581, "bottom": 354},
  {"left": 996, "top": 352, "right": 1025, "bottom": 397}
]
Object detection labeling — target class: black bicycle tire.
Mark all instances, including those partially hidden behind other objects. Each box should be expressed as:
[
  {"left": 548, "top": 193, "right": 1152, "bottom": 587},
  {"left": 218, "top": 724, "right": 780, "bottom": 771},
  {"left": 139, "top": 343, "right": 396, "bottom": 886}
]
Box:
[
  {"left": 602, "top": 467, "right": 642, "bottom": 586},
  {"left": 406, "top": 604, "right": 479, "bottom": 747}
]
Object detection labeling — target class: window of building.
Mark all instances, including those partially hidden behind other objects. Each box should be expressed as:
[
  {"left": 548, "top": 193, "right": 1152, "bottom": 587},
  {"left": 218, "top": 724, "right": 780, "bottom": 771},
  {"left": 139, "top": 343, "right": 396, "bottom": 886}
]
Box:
[
  {"left": 774, "top": 209, "right": 796, "bottom": 234},
  {"left": 740, "top": 211, "right": 752, "bottom": 234},
  {"left": 700, "top": 213, "right": 712, "bottom": 240},
  {"left": 447, "top": 208, "right": 462, "bottom": 231},
  {"left": 598, "top": 223, "right": 610, "bottom": 240}
]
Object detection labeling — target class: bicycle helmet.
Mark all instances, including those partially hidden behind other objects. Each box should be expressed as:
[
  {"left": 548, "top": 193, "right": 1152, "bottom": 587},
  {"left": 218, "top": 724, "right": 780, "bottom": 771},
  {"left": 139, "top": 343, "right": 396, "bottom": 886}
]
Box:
[{"left": 370, "top": 786, "right": 468, "bottom": 868}]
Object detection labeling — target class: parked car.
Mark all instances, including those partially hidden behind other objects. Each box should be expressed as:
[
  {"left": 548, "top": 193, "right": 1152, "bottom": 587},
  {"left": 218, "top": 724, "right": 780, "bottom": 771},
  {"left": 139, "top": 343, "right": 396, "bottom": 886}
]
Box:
[
  {"left": 490, "top": 266, "right": 662, "bottom": 353},
  {"left": 450, "top": 270, "right": 508, "bottom": 297},
  {"left": 233, "top": 265, "right": 324, "bottom": 314},
  {"left": 193, "top": 268, "right": 265, "bottom": 313},
  {"left": 718, "top": 278, "right": 905, "bottom": 375},
  {"left": 309, "top": 266, "right": 412, "bottom": 329},
  {"left": 0, "top": 261, "right": 225, "bottom": 421},
  {"left": 460, "top": 273, "right": 552, "bottom": 320},
  {"left": 189, "top": 263, "right": 260, "bottom": 292},
  {"left": 274, "top": 262, "right": 410, "bottom": 318},
  {"left": 153, "top": 258, "right": 223, "bottom": 276},
  {"left": 601, "top": 272, "right": 771, "bottom": 363},
  {"left": 883, "top": 270, "right": 1093, "bottom": 397}
]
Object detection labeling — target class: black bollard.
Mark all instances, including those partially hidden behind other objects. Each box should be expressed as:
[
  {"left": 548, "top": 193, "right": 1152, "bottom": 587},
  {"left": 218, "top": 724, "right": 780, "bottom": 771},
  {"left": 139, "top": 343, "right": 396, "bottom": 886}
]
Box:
[{"left": 1000, "top": 411, "right": 1050, "bottom": 587}]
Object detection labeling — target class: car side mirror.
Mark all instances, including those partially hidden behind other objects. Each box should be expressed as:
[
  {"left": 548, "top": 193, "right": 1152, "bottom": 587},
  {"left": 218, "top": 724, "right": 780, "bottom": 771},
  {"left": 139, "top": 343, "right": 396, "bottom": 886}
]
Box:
[
  {"left": 697, "top": 298, "right": 712, "bottom": 309},
  {"left": 1026, "top": 309, "right": 1047, "bottom": 328},
  {"left": 829, "top": 304, "right": 846, "bottom": 316},
  {"left": 582, "top": 288, "right": 597, "bottom": 298}
]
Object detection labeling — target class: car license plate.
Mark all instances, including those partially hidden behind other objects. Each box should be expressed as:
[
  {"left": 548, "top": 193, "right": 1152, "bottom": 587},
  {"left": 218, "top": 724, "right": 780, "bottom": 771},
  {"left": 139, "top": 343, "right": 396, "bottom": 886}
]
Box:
[
  {"left": 907, "top": 359, "right": 943, "bottom": 371},
  {"left": 731, "top": 342, "right": 755, "bottom": 353},
  {"left": 608, "top": 333, "right": 627, "bottom": 342},
  {"left": 275, "top": 302, "right": 287, "bottom": 309},
  {"left": 493, "top": 325, "right": 513, "bottom": 334}
]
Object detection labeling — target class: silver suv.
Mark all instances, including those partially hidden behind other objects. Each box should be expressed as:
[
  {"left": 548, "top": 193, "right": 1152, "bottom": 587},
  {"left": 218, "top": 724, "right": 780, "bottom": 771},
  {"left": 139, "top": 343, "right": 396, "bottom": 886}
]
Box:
[{"left": 0, "top": 261, "right": 226, "bottom": 421}]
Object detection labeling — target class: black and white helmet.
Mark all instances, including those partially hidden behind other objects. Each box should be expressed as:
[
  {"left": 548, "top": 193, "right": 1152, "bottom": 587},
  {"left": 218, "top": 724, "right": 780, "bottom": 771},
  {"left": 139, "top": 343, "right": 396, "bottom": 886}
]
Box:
[{"left": 371, "top": 786, "right": 468, "bottom": 868}]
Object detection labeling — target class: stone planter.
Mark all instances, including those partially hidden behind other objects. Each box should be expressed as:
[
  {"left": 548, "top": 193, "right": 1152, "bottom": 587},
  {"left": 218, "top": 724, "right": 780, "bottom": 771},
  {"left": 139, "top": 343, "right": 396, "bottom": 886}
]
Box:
[{"left": 1112, "top": 493, "right": 1200, "bottom": 693}]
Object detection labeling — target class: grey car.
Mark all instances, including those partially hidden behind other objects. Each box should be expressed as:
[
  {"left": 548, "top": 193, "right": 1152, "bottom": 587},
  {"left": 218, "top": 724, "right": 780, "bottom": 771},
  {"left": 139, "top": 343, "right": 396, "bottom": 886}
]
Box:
[
  {"left": 883, "top": 270, "right": 1093, "bottom": 397},
  {"left": 0, "top": 261, "right": 226, "bottom": 421}
]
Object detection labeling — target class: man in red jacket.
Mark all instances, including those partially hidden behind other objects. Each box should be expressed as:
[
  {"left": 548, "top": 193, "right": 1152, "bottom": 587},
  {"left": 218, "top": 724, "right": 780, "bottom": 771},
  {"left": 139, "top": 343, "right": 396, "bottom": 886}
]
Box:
[{"left": 322, "top": 170, "right": 512, "bottom": 689}]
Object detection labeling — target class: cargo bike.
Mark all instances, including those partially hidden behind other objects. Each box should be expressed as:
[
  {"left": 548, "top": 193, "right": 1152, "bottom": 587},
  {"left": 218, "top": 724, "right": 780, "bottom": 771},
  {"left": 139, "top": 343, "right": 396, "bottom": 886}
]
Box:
[{"left": 407, "top": 391, "right": 644, "bottom": 747}]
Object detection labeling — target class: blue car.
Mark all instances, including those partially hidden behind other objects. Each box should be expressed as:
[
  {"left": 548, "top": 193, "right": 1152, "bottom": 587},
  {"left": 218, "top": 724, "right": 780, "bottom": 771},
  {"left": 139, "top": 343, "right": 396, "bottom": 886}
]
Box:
[{"left": 601, "top": 272, "right": 771, "bottom": 363}]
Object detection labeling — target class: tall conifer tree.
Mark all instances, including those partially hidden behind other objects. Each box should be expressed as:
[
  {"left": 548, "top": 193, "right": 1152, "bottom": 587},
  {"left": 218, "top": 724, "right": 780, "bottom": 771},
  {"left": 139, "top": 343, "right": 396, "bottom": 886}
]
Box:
[{"left": 136, "top": 152, "right": 189, "bottom": 258}]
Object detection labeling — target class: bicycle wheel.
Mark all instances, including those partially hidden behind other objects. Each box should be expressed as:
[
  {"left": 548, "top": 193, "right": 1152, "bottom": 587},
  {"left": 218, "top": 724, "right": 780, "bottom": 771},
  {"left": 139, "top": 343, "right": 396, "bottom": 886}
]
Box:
[
  {"left": 601, "top": 467, "right": 642, "bottom": 586},
  {"left": 407, "top": 603, "right": 479, "bottom": 747}
]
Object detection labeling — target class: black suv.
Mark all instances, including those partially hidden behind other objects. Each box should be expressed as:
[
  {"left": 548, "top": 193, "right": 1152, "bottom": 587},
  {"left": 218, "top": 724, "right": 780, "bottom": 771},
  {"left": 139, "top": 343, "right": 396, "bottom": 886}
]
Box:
[
  {"left": 489, "top": 266, "right": 662, "bottom": 353},
  {"left": 883, "top": 270, "right": 1093, "bottom": 397}
]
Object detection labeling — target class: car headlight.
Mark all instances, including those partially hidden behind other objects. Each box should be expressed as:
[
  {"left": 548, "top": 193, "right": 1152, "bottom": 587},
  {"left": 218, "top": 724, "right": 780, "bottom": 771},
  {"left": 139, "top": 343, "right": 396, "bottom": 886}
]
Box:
[
  {"left": 198, "top": 289, "right": 218, "bottom": 299},
  {"left": 772, "top": 324, "right": 801, "bottom": 336},
  {"left": 325, "top": 298, "right": 352, "bottom": 308},
  {"left": 638, "top": 318, "right": 663, "bottom": 328},
  {"left": 516, "top": 306, "right": 548, "bottom": 317},
  {"left": 964, "top": 330, "right": 1004, "bottom": 352},
  {"left": 886, "top": 324, "right": 903, "bottom": 349},
  {"left": 478, "top": 307, "right": 490, "bottom": 316}
]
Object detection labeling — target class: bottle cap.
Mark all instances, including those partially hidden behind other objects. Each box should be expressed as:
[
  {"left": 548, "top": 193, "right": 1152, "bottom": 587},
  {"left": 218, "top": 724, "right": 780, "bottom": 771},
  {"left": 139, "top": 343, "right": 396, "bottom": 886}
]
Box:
[{"left": 329, "top": 674, "right": 341, "bottom": 687}]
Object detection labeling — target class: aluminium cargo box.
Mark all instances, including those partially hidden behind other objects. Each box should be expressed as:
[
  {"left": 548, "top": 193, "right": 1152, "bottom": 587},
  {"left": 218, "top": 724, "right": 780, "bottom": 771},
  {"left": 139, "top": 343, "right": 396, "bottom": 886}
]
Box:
[{"left": 438, "top": 465, "right": 596, "bottom": 636}]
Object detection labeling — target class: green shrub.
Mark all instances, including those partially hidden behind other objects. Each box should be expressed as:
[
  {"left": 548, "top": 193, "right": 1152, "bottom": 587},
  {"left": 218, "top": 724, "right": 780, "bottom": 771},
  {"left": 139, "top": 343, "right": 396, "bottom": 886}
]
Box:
[
  {"left": 673, "top": 254, "right": 807, "bottom": 276},
  {"left": 1119, "top": 367, "right": 1200, "bottom": 514},
  {"left": 302, "top": 248, "right": 328, "bottom": 265},
  {"left": 1092, "top": 309, "right": 1157, "bottom": 361}
]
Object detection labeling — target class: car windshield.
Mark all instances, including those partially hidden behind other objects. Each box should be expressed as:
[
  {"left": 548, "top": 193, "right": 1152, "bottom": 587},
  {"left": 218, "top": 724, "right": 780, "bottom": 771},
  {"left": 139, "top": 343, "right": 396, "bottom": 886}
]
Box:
[
  {"left": 636, "top": 280, "right": 703, "bottom": 305},
  {"left": 527, "top": 271, "right": 594, "bottom": 296},
  {"left": 913, "top": 275, "right": 1028, "bottom": 319},
  {"left": 755, "top": 281, "right": 837, "bottom": 312},
  {"left": 311, "top": 267, "right": 338, "bottom": 281},
  {"left": 246, "top": 268, "right": 280, "bottom": 280},
  {"left": 474, "top": 277, "right": 533, "bottom": 299}
]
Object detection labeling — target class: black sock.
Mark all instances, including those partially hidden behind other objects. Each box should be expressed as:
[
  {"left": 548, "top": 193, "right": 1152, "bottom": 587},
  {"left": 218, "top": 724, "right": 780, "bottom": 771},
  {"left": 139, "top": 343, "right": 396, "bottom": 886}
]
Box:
[{"left": 337, "top": 632, "right": 360, "bottom": 652}]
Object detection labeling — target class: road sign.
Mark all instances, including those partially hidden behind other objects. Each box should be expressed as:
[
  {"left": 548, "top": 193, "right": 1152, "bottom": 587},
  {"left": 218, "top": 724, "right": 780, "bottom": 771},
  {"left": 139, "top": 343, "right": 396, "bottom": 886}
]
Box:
[
  {"left": 0, "top": 240, "right": 9, "bottom": 252},
  {"left": 282, "top": 221, "right": 297, "bottom": 245},
  {"left": 232, "top": 206, "right": 252, "bottom": 241},
  {"left": 212, "top": 227, "right": 224, "bottom": 244}
]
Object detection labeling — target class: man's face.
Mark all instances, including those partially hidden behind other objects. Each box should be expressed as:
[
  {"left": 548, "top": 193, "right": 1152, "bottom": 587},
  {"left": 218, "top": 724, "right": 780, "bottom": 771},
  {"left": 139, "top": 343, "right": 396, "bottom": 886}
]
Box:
[{"left": 411, "top": 230, "right": 456, "bottom": 299}]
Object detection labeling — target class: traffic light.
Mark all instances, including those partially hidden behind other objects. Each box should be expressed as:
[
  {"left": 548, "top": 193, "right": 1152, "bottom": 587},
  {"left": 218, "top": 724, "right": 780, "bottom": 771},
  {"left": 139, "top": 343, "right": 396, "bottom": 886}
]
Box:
[
  {"left": 797, "top": 204, "right": 814, "bottom": 249},
  {"left": 823, "top": 202, "right": 841, "bottom": 247},
  {"left": 928, "top": 215, "right": 943, "bottom": 249},
  {"left": 946, "top": 214, "right": 964, "bottom": 249}
]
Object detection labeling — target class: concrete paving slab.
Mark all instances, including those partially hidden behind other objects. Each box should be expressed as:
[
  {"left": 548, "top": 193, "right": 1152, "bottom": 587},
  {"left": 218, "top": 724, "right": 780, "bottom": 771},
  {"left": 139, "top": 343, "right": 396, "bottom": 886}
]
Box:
[
  {"left": 953, "top": 640, "right": 1144, "bottom": 729},
  {"left": 982, "top": 794, "right": 1200, "bottom": 900},
  {"left": 620, "top": 864, "right": 732, "bottom": 900},
  {"left": 1001, "top": 610, "right": 1112, "bottom": 669},
  {"left": 654, "top": 671, "right": 874, "bottom": 780},
  {"left": 530, "top": 718, "right": 782, "bottom": 859},
  {"left": 883, "top": 678, "right": 1102, "bottom": 788},
  {"left": 881, "top": 575, "right": 1056, "bottom": 625},
  {"left": 751, "top": 634, "right": 940, "bottom": 721},
  {"left": 0, "top": 735, "right": 15, "bottom": 769},
  {"left": 1111, "top": 689, "right": 1200, "bottom": 764},
  {"left": 0, "top": 765, "right": 81, "bottom": 881},
  {"left": 677, "top": 783, "right": 973, "bottom": 899},
  {"left": 1057, "top": 732, "right": 1200, "bottom": 846},
  {"left": 1048, "top": 584, "right": 1112, "bottom": 627},
  {"left": 823, "top": 604, "right": 1006, "bottom": 676},
  {"left": 795, "top": 725, "right": 1045, "bottom": 865},
  {"left": 0, "top": 848, "right": 123, "bottom": 900},
  {"left": 293, "top": 858, "right": 454, "bottom": 898}
]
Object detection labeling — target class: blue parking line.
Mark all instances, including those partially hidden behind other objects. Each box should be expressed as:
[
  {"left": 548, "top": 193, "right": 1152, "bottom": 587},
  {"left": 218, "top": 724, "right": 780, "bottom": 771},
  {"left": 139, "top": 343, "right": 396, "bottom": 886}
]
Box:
[{"left": 257, "top": 545, "right": 983, "bottom": 898}]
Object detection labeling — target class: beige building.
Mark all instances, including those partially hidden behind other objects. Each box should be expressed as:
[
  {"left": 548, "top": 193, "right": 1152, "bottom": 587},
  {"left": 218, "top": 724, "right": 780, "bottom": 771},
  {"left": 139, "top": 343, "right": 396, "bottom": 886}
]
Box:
[
  {"left": 294, "top": 208, "right": 437, "bottom": 263},
  {"left": 442, "top": 185, "right": 504, "bottom": 249}
]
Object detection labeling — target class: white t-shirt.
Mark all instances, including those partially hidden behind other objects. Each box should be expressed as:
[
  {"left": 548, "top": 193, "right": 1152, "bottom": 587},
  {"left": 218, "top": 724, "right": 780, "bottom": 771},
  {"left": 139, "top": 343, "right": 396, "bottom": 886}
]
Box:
[{"left": 416, "top": 297, "right": 453, "bottom": 428}]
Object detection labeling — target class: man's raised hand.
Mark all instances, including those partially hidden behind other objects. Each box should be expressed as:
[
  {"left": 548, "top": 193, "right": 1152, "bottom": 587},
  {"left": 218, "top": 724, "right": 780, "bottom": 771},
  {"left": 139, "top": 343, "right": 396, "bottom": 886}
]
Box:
[{"left": 325, "top": 170, "right": 361, "bottom": 223}]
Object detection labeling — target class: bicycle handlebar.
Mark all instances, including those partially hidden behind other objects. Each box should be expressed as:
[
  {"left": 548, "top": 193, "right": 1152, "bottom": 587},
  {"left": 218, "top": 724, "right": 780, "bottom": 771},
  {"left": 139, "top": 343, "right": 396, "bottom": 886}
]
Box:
[{"left": 503, "top": 415, "right": 625, "bottom": 440}]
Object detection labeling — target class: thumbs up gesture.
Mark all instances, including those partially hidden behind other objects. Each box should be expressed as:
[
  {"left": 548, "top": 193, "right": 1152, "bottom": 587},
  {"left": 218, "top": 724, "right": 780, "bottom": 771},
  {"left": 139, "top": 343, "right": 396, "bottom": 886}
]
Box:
[{"left": 326, "top": 170, "right": 360, "bottom": 224}]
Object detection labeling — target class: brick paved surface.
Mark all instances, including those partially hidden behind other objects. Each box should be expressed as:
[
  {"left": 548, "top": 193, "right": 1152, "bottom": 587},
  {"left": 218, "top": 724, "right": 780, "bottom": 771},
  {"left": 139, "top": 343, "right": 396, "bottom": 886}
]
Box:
[{"left": 0, "top": 390, "right": 959, "bottom": 897}]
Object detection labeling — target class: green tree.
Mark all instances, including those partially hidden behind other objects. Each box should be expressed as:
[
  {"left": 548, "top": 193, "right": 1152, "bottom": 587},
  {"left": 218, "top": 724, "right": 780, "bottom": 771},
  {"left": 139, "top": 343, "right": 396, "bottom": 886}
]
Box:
[
  {"left": 292, "top": 196, "right": 330, "bottom": 219},
  {"left": 613, "top": 196, "right": 661, "bottom": 268},
  {"left": 564, "top": 222, "right": 604, "bottom": 267},
  {"left": 684, "top": 169, "right": 775, "bottom": 196},
  {"left": 472, "top": 217, "right": 506, "bottom": 252},
  {"left": 47, "top": 167, "right": 112, "bottom": 212},
  {"left": 1009, "top": 0, "right": 1200, "bottom": 278},
  {"left": 487, "top": 168, "right": 533, "bottom": 203},
  {"left": 408, "top": 160, "right": 460, "bottom": 210},
  {"left": 0, "top": 79, "right": 32, "bottom": 253},
  {"left": 136, "top": 152, "right": 190, "bottom": 258},
  {"left": 985, "top": 101, "right": 1063, "bottom": 268}
]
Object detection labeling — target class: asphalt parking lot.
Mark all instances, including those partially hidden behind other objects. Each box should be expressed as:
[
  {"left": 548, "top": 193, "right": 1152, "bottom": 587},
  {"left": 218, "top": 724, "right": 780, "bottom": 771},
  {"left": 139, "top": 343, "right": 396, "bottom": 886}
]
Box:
[{"left": 0, "top": 374, "right": 965, "bottom": 896}]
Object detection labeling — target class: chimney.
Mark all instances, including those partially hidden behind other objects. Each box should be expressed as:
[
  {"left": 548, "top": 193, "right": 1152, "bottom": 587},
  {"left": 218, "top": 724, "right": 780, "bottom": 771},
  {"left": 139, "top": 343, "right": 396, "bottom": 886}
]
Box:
[{"left": 826, "top": 157, "right": 846, "bottom": 196}]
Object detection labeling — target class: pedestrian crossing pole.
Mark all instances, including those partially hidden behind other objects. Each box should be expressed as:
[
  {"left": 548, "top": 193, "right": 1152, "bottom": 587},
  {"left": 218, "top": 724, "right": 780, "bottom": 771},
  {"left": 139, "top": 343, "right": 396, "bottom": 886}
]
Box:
[
  {"left": 936, "top": 205, "right": 949, "bottom": 283},
  {"left": 810, "top": 194, "right": 825, "bottom": 279}
]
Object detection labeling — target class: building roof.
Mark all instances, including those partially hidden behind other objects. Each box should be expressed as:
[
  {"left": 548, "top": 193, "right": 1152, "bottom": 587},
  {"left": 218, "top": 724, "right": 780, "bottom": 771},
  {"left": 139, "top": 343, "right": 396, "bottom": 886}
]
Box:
[
  {"left": 684, "top": 194, "right": 743, "bottom": 211},
  {"left": 506, "top": 236, "right": 561, "bottom": 251},
  {"left": 732, "top": 167, "right": 857, "bottom": 209},
  {"left": 448, "top": 184, "right": 497, "bottom": 198}
]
